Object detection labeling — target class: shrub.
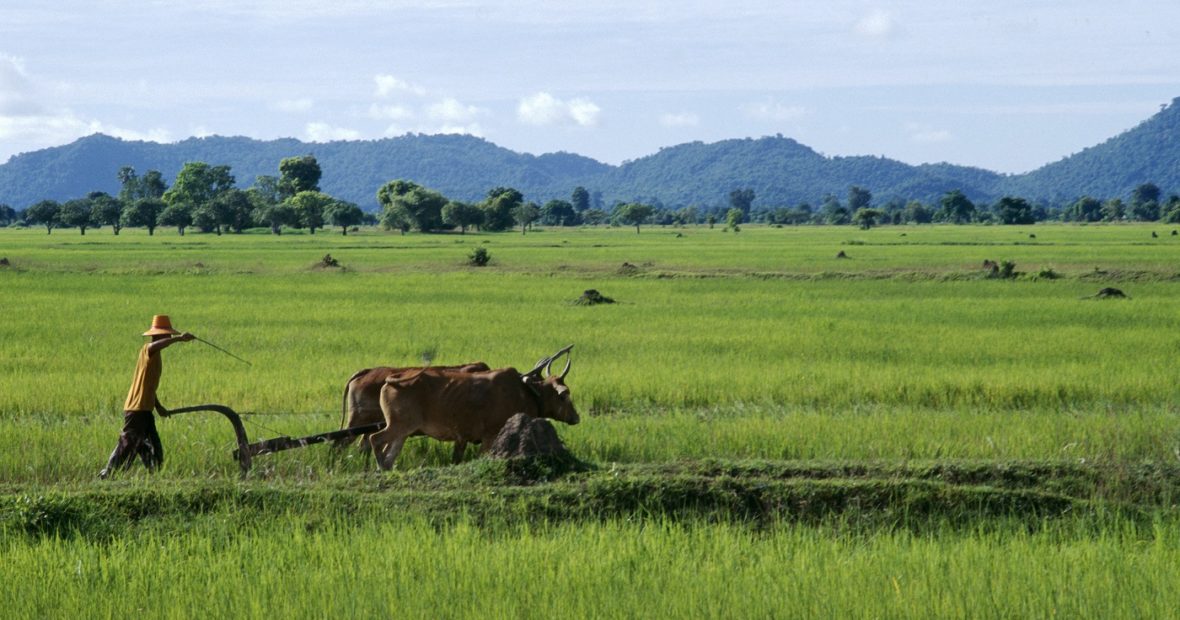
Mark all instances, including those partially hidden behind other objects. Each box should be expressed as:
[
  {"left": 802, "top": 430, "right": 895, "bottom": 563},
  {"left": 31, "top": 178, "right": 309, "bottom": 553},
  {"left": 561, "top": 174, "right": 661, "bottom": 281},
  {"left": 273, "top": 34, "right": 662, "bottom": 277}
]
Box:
[
  {"left": 467, "top": 246, "right": 490, "bottom": 267},
  {"left": 1035, "top": 266, "right": 1060, "bottom": 280}
]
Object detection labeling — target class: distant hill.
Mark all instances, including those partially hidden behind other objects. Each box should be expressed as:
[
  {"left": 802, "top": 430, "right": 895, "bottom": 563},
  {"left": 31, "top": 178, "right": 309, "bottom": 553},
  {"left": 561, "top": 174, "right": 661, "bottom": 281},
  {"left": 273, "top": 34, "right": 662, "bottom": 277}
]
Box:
[{"left": 2, "top": 97, "right": 1178, "bottom": 210}]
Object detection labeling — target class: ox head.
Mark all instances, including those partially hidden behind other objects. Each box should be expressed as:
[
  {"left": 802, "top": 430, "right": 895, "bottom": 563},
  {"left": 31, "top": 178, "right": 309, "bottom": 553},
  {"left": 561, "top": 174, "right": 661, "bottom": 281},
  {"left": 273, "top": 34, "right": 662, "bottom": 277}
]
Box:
[{"left": 521, "top": 344, "right": 579, "bottom": 425}]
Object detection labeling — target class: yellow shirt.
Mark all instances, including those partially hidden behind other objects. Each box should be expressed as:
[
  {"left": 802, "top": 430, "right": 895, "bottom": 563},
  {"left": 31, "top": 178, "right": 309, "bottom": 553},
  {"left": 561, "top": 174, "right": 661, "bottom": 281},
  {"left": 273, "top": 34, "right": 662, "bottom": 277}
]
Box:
[{"left": 123, "top": 343, "right": 163, "bottom": 412}]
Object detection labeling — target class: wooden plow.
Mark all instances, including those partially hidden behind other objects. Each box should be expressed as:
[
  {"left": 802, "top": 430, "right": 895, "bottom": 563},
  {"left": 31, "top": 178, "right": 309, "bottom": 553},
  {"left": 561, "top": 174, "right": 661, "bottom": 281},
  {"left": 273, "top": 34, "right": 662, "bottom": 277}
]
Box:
[{"left": 162, "top": 404, "right": 384, "bottom": 478}]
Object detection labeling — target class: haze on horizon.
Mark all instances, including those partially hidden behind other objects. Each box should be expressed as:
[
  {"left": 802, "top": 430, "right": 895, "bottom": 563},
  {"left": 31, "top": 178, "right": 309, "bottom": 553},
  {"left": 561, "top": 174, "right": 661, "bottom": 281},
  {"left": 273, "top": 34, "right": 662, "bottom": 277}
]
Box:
[{"left": 1, "top": 1, "right": 1178, "bottom": 174}]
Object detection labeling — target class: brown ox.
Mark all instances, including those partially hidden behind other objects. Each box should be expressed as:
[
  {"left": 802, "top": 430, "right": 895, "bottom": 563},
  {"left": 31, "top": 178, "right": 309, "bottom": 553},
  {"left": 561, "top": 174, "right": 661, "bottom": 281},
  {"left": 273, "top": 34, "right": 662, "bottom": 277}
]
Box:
[
  {"left": 335, "top": 362, "right": 489, "bottom": 458},
  {"left": 370, "top": 345, "right": 578, "bottom": 470}
]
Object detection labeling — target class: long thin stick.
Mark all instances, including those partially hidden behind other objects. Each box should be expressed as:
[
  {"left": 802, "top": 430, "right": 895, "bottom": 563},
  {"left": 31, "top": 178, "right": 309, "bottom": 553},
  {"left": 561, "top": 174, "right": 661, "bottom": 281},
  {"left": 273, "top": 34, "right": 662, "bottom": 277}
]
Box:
[{"left": 194, "top": 336, "right": 253, "bottom": 366}]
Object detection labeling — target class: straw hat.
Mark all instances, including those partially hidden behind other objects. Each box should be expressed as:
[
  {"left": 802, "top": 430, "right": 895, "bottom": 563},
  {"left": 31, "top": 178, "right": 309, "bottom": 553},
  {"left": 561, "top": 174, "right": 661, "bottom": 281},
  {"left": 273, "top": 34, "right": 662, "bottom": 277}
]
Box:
[{"left": 143, "top": 315, "right": 181, "bottom": 336}]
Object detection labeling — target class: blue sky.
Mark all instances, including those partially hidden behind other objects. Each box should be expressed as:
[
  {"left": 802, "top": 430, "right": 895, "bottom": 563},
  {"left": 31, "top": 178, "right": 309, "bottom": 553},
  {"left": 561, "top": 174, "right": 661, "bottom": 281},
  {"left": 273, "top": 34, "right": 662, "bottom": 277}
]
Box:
[{"left": 1, "top": 1, "right": 1178, "bottom": 173}]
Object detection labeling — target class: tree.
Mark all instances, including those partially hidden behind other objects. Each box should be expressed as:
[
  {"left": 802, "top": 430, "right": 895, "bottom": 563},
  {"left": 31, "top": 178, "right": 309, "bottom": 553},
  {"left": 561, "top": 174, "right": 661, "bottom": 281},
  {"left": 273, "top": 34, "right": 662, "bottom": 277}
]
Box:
[
  {"left": 0, "top": 204, "right": 16, "bottom": 226},
  {"left": 514, "top": 201, "right": 540, "bottom": 234},
  {"left": 164, "top": 162, "right": 235, "bottom": 222},
  {"left": 852, "top": 207, "right": 884, "bottom": 229},
  {"left": 848, "top": 186, "right": 872, "bottom": 213},
  {"left": 725, "top": 207, "right": 744, "bottom": 231},
  {"left": 1100, "top": 198, "right": 1125, "bottom": 222},
  {"left": 139, "top": 170, "right": 167, "bottom": 199},
  {"left": 254, "top": 202, "right": 296, "bottom": 234},
  {"left": 938, "top": 190, "right": 976, "bottom": 224},
  {"left": 325, "top": 201, "right": 364, "bottom": 235},
  {"left": 1163, "top": 195, "right": 1180, "bottom": 223},
  {"left": 214, "top": 189, "right": 256, "bottom": 233},
  {"left": 158, "top": 203, "right": 193, "bottom": 235},
  {"left": 675, "top": 206, "right": 699, "bottom": 225},
  {"left": 287, "top": 190, "right": 332, "bottom": 234},
  {"left": 571, "top": 186, "right": 590, "bottom": 212},
  {"left": 442, "top": 201, "right": 483, "bottom": 233},
  {"left": 729, "top": 188, "right": 755, "bottom": 216},
  {"left": 820, "top": 194, "right": 848, "bottom": 225},
  {"left": 540, "top": 199, "right": 578, "bottom": 226},
  {"left": 251, "top": 175, "right": 282, "bottom": 207},
  {"left": 995, "top": 196, "right": 1035, "bottom": 225},
  {"left": 582, "top": 208, "right": 608, "bottom": 226},
  {"left": 1131, "top": 183, "right": 1161, "bottom": 207},
  {"left": 1064, "top": 196, "right": 1103, "bottom": 222},
  {"left": 89, "top": 192, "right": 124, "bottom": 234},
  {"left": 117, "top": 166, "right": 139, "bottom": 203},
  {"left": 903, "top": 200, "right": 932, "bottom": 224},
  {"left": 278, "top": 155, "right": 322, "bottom": 199},
  {"left": 59, "top": 198, "right": 95, "bottom": 235},
  {"left": 25, "top": 200, "right": 61, "bottom": 234},
  {"left": 615, "top": 203, "right": 654, "bottom": 233},
  {"left": 121, "top": 198, "right": 165, "bottom": 235},
  {"left": 480, "top": 187, "right": 522, "bottom": 232},
  {"left": 376, "top": 180, "right": 447, "bottom": 232}
]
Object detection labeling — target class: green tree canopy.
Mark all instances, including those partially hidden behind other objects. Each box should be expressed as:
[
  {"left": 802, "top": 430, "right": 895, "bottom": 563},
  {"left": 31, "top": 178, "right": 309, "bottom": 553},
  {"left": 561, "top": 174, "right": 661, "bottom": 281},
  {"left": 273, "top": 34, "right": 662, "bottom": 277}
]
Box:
[
  {"left": 938, "top": 190, "right": 976, "bottom": 224},
  {"left": 325, "top": 200, "right": 365, "bottom": 235},
  {"left": 89, "top": 191, "right": 124, "bottom": 235},
  {"left": 59, "top": 198, "right": 95, "bottom": 235},
  {"left": 286, "top": 190, "right": 332, "bottom": 234},
  {"left": 25, "top": 200, "right": 61, "bottom": 234},
  {"left": 615, "top": 202, "right": 654, "bottom": 233},
  {"left": 441, "top": 201, "right": 483, "bottom": 233},
  {"left": 158, "top": 203, "right": 193, "bottom": 235},
  {"left": 164, "top": 162, "right": 235, "bottom": 215},
  {"left": 121, "top": 198, "right": 166, "bottom": 235},
  {"left": 513, "top": 201, "right": 540, "bottom": 234},
  {"left": 480, "top": 186, "right": 522, "bottom": 232},
  {"left": 571, "top": 186, "right": 590, "bottom": 212},
  {"left": 540, "top": 199, "right": 578, "bottom": 226},
  {"left": 278, "top": 155, "right": 322, "bottom": 199}
]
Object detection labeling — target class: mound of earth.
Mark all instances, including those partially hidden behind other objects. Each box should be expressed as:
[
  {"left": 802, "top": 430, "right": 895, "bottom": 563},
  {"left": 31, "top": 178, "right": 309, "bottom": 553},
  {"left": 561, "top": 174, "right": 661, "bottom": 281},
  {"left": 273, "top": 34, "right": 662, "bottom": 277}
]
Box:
[
  {"left": 0, "top": 257, "right": 9, "bottom": 267},
  {"left": 487, "top": 413, "right": 572, "bottom": 460},
  {"left": 1093, "top": 287, "right": 1127, "bottom": 299},
  {"left": 573, "top": 289, "right": 615, "bottom": 305},
  {"left": 836, "top": 250, "right": 849, "bottom": 259},
  {"left": 313, "top": 254, "right": 341, "bottom": 269},
  {"left": 617, "top": 262, "right": 640, "bottom": 275}
]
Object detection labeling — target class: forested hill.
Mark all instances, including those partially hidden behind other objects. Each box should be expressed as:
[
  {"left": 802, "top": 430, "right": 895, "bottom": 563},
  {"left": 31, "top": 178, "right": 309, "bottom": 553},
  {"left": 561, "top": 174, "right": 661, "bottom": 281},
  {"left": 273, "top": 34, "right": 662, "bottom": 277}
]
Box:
[
  {"left": 2, "top": 97, "right": 1178, "bottom": 209},
  {"left": 1005, "top": 97, "right": 1180, "bottom": 202}
]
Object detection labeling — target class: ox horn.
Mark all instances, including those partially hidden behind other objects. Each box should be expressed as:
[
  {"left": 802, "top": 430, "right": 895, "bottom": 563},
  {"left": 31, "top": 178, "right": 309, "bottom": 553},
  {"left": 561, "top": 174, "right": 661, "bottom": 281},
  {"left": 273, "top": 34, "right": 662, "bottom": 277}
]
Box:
[
  {"left": 524, "top": 355, "right": 551, "bottom": 380},
  {"left": 544, "top": 344, "right": 575, "bottom": 378}
]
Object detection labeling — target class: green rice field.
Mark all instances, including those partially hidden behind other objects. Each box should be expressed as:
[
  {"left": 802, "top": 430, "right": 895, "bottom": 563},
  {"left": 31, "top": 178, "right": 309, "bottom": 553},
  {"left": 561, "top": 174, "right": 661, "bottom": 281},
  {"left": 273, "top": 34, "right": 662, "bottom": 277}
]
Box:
[{"left": 2, "top": 223, "right": 1180, "bottom": 617}]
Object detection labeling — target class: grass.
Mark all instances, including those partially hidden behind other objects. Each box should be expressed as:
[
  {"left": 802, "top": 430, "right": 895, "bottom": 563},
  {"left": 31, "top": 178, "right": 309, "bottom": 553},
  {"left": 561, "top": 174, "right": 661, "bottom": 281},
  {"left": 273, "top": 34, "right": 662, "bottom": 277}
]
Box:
[{"left": 3, "top": 223, "right": 1180, "bottom": 617}]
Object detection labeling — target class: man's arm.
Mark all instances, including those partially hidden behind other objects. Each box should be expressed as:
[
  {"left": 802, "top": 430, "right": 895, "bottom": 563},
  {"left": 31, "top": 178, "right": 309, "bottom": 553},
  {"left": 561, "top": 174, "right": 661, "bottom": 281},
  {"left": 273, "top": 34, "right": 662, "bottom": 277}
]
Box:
[{"left": 147, "top": 332, "right": 195, "bottom": 354}]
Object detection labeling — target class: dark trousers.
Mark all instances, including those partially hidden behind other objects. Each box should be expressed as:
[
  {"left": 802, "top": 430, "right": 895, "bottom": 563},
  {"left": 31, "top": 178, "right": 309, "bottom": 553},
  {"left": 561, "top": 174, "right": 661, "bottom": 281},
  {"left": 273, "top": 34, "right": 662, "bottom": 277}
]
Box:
[{"left": 101, "top": 410, "right": 163, "bottom": 476}]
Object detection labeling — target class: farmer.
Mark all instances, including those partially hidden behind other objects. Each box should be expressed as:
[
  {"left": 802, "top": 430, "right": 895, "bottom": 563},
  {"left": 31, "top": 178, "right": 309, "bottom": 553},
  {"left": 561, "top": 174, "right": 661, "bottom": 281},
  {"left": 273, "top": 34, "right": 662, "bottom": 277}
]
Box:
[{"left": 99, "top": 315, "right": 194, "bottom": 478}]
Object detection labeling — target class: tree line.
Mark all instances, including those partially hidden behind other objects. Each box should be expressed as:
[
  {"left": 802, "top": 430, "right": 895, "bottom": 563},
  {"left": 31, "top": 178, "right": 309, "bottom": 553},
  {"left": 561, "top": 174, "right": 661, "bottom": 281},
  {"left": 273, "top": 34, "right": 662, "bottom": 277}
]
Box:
[{"left": 3, "top": 157, "right": 1179, "bottom": 235}]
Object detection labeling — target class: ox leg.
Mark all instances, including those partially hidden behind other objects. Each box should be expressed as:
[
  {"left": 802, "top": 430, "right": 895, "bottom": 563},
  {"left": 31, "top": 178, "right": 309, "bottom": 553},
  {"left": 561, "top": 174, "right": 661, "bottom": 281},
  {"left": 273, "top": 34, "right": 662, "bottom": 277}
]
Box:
[
  {"left": 451, "top": 440, "right": 468, "bottom": 464},
  {"left": 370, "top": 428, "right": 410, "bottom": 471}
]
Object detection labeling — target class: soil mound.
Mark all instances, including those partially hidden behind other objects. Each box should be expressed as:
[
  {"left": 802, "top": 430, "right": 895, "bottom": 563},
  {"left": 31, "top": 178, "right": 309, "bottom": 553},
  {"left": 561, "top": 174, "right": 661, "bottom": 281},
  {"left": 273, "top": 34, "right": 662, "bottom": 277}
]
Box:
[
  {"left": 573, "top": 289, "right": 615, "bottom": 305},
  {"left": 486, "top": 413, "right": 572, "bottom": 460},
  {"left": 313, "top": 254, "right": 341, "bottom": 269},
  {"left": 836, "top": 250, "right": 849, "bottom": 259},
  {"left": 617, "top": 262, "right": 640, "bottom": 275},
  {"left": 0, "top": 257, "right": 9, "bottom": 267},
  {"left": 1093, "top": 287, "right": 1127, "bottom": 299}
]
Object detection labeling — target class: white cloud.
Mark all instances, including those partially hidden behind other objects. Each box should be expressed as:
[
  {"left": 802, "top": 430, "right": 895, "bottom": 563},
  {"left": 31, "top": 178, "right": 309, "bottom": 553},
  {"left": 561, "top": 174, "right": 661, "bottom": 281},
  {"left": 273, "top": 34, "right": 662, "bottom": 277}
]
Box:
[
  {"left": 906, "top": 123, "right": 952, "bottom": 143},
  {"left": 426, "top": 97, "right": 482, "bottom": 123},
  {"left": 369, "top": 103, "right": 415, "bottom": 121},
  {"left": 436, "top": 123, "right": 483, "bottom": 137},
  {"left": 272, "top": 98, "right": 313, "bottom": 113},
  {"left": 659, "top": 112, "right": 700, "bottom": 127},
  {"left": 304, "top": 121, "right": 361, "bottom": 141},
  {"left": 374, "top": 74, "right": 426, "bottom": 98},
  {"left": 742, "top": 100, "right": 807, "bottom": 122},
  {"left": 517, "top": 92, "right": 600, "bottom": 127},
  {"left": 854, "top": 9, "right": 895, "bottom": 38}
]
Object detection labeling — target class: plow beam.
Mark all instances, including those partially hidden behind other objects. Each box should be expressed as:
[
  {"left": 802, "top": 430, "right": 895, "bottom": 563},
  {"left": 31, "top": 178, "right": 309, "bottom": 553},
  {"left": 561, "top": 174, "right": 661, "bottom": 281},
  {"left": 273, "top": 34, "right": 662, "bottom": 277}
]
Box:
[{"left": 235, "top": 422, "right": 386, "bottom": 459}]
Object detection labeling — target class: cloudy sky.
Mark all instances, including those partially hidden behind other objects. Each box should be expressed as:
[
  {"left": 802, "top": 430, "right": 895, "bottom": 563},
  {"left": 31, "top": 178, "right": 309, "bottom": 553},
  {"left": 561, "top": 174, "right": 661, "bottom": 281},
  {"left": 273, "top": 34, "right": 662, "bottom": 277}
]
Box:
[{"left": 1, "top": 1, "right": 1178, "bottom": 173}]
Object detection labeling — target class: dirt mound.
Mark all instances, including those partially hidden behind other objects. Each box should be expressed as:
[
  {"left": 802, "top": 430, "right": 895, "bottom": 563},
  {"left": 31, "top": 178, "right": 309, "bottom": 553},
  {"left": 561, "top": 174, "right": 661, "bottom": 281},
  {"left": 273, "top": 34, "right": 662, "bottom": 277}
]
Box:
[
  {"left": 617, "top": 262, "right": 641, "bottom": 275},
  {"left": 836, "top": 251, "right": 849, "bottom": 259},
  {"left": 573, "top": 289, "right": 615, "bottom": 305},
  {"left": 486, "top": 413, "right": 572, "bottom": 460},
  {"left": 312, "top": 254, "right": 341, "bottom": 269},
  {"left": 0, "top": 257, "right": 9, "bottom": 267},
  {"left": 1092, "top": 287, "right": 1128, "bottom": 299}
]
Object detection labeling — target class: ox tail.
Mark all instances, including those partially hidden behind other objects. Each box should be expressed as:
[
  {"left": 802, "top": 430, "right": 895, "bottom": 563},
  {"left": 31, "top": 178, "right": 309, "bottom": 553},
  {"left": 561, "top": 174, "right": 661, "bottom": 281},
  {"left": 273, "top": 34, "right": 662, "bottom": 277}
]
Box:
[{"left": 340, "top": 368, "right": 371, "bottom": 430}]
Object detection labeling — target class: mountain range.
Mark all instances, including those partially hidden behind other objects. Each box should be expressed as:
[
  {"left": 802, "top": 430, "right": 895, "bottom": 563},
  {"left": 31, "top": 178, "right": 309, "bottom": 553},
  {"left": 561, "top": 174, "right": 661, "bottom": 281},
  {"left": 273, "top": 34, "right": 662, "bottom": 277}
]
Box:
[{"left": 2, "top": 97, "right": 1178, "bottom": 211}]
